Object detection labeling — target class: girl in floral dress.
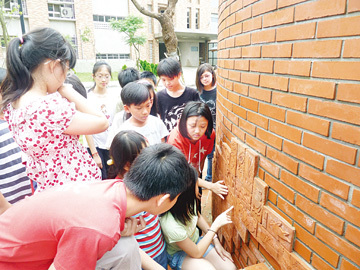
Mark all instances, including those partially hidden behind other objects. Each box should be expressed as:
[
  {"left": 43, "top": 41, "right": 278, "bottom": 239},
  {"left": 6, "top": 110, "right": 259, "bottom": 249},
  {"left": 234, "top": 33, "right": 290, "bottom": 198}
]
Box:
[{"left": 0, "top": 28, "right": 109, "bottom": 192}]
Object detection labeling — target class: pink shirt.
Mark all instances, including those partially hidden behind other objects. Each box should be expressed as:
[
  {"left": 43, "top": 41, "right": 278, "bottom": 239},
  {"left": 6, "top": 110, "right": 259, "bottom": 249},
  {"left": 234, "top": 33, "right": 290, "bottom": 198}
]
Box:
[{"left": 0, "top": 180, "right": 126, "bottom": 270}]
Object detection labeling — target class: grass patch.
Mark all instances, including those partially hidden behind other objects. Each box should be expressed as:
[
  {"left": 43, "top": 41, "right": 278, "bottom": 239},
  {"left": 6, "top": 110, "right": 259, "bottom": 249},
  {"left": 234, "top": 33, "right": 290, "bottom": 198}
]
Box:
[{"left": 75, "top": 72, "right": 119, "bottom": 83}]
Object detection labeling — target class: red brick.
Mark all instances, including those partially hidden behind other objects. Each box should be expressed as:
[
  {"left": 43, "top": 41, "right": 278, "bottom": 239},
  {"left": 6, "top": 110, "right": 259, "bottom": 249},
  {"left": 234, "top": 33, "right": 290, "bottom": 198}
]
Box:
[
  {"left": 320, "top": 192, "right": 360, "bottom": 227},
  {"left": 269, "top": 120, "right": 302, "bottom": 143},
  {"left": 264, "top": 173, "right": 295, "bottom": 203},
  {"left": 249, "top": 240, "right": 266, "bottom": 263},
  {"left": 312, "top": 253, "right": 335, "bottom": 270},
  {"left": 276, "top": 22, "right": 316, "bottom": 41},
  {"left": 282, "top": 171, "right": 319, "bottom": 202},
  {"left": 232, "top": 124, "right": 246, "bottom": 141},
  {"left": 228, "top": 91, "right": 240, "bottom": 105},
  {"left": 348, "top": 0, "right": 360, "bottom": 12},
  {"left": 247, "top": 111, "right": 268, "bottom": 130},
  {"left": 296, "top": 194, "right": 345, "bottom": 235},
  {"left": 286, "top": 110, "right": 330, "bottom": 136},
  {"left": 252, "top": 0, "right": 276, "bottom": 16},
  {"left": 228, "top": 70, "right": 241, "bottom": 81},
  {"left": 259, "top": 103, "right": 286, "bottom": 122},
  {"left": 278, "top": 197, "right": 315, "bottom": 233},
  {"left": 240, "top": 96, "right": 259, "bottom": 112},
  {"left": 343, "top": 39, "right": 360, "bottom": 58},
  {"left": 245, "top": 134, "right": 267, "bottom": 156},
  {"left": 234, "top": 59, "right": 250, "bottom": 71},
  {"left": 242, "top": 242, "right": 258, "bottom": 265},
  {"left": 260, "top": 74, "right": 288, "bottom": 92},
  {"left": 272, "top": 92, "right": 307, "bottom": 112},
  {"left": 312, "top": 61, "right": 360, "bottom": 81},
  {"left": 257, "top": 128, "right": 283, "bottom": 150},
  {"left": 243, "top": 0, "right": 258, "bottom": 7},
  {"left": 250, "top": 60, "right": 274, "bottom": 73},
  {"left": 226, "top": 13, "right": 237, "bottom": 28},
  {"left": 225, "top": 79, "right": 234, "bottom": 91},
  {"left": 352, "top": 189, "right": 360, "bottom": 208},
  {"left": 317, "top": 15, "right": 360, "bottom": 38},
  {"left": 295, "top": 0, "right": 346, "bottom": 21},
  {"left": 345, "top": 224, "right": 360, "bottom": 247},
  {"left": 233, "top": 103, "right": 247, "bottom": 119},
  {"left": 259, "top": 158, "right": 280, "bottom": 178},
  {"left": 326, "top": 159, "right": 360, "bottom": 187},
  {"left": 290, "top": 78, "right": 336, "bottom": 99},
  {"left": 316, "top": 225, "right": 360, "bottom": 266},
  {"left": 251, "top": 29, "right": 276, "bottom": 44},
  {"left": 243, "top": 17, "right": 262, "bottom": 33},
  {"left": 234, "top": 82, "right": 249, "bottom": 96},
  {"left": 294, "top": 223, "right": 340, "bottom": 267},
  {"left": 267, "top": 189, "right": 277, "bottom": 205},
  {"left": 267, "top": 147, "right": 299, "bottom": 174},
  {"left": 340, "top": 258, "right": 360, "bottom": 270},
  {"left": 235, "top": 6, "right": 252, "bottom": 22},
  {"left": 225, "top": 37, "right": 235, "bottom": 48},
  {"left": 224, "top": 59, "right": 235, "bottom": 69},
  {"left": 262, "top": 43, "right": 292, "bottom": 58},
  {"left": 263, "top": 7, "right": 294, "bottom": 28},
  {"left": 230, "top": 0, "right": 243, "bottom": 13},
  {"left": 249, "top": 86, "right": 271, "bottom": 102},
  {"left": 274, "top": 60, "right": 311, "bottom": 76},
  {"left": 283, "top": 140, "right": 325, "bottom": 170},
  {"left": 294, "top": 240, "right": 311, "bottom": 262},
  {"left": 293, "top": 40, "right": 342, "bottom": 58},
  {"left": 241, "top": 72, "right": 260, "bottom": 86},
  {"left": 258, "top": 245, "right": 282, "bottom": 270},
  {"left": 229, "top": 48, "right": 242, "bottom": 58},
  {"left": 242, "top": 46, "right": 261, "bottom": 58},
  {"left": 235, "top": 33, "right": 251, "bottom": 47},
  {"left": 299, "top": 163, "right": 350, "bottom": 200},
  {"left": 308, "top": 99, "right": 360, "bottom": 125},
  {"left": 227, "top": 111, "right": 239, "bottom": 126},
  {"left": 239, "top": 117, "right": 257, "bottom": 136},
  {"left": 337, "top": 83, "right": 360, "bottom": 104},
  {"left": 278, "top": 0, "right": 307, "bottom": 8},
  {"left": 303, "top": 132, "right": 357, "bottom": 164}
]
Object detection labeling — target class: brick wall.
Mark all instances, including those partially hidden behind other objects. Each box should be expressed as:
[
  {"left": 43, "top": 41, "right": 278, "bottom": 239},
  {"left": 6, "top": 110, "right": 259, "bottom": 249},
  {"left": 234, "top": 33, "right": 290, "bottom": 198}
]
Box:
[{"left": 213, "top": 0, "right": 360, "bottom": 270}]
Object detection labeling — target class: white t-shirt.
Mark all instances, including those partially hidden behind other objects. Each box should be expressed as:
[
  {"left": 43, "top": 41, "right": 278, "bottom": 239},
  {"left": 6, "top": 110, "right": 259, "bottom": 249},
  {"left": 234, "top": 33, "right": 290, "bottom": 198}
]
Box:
[{"left": 106, "top": 115, "right": 169, "bottom": 148}]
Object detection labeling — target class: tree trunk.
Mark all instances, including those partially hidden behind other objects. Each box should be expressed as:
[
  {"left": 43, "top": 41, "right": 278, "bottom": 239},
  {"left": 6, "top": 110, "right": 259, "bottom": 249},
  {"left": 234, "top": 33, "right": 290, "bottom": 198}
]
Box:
[{"left": 0, "top": 1, "right": 9, "bottom": 49}]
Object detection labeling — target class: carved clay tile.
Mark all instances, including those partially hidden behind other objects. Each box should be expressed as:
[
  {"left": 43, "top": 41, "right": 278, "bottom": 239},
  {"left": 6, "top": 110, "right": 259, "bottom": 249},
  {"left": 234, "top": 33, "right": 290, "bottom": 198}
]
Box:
[
  {"left": 230, "top": 138, "right": 239, "bottom": 177},
  {"left": 236, "top": 140, "right": 247, "bottom": 184},
  {"left": 262, "top": 206, "right": 295, "bottom": 252},
  {"left": 256, "top": 224, "right": 279, "bottom": 262},
  {"left": 239, "top": 200, "right": 258, "bottom": 237},
  {"left": 234, "top": 213, "right": 250, "bottom": 244},
  {"left": 251, "top": 177, "right": 269, "bottom": 223},
  {"left": 244, "top": 148, "right": 259, "bottom": 193},
  {"left": 239, "top": 184, "right": 253, "bottom": 209},
  {"left": 244, "top": 263, "right": 272, "bottom": 270}
]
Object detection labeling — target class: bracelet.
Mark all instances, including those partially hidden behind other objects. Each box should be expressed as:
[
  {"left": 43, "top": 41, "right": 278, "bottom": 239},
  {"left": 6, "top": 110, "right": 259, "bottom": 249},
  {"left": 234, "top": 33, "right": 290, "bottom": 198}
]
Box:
[
  {"left": 207, "top": 228, "right": 217, "bottom": 234},
  {"left": 92, "top": 152, "right": 99, "bottom": 157}
]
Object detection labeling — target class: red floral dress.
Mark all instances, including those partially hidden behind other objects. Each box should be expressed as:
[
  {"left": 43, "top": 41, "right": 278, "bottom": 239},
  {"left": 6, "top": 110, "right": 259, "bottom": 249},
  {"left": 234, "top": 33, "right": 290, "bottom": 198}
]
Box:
[{"left": 5, "top": 92, "right": 101, "bottom": 192}]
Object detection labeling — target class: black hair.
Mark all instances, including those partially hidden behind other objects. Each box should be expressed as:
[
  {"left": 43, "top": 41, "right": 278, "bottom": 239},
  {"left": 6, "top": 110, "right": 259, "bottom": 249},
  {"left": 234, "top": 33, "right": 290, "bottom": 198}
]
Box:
[
  {"left": 121, "top": 81, "right": 151, "bottom": 106},
  {"left": 108, "top": 130, "right": 147, "bottom": 179},
  {"left": 118, "top": 67, "right": 140, "bottom": 88},
  {"left": 0, "top": 27, "right": 76, "bottom": 111},
  {"left": 65, "top": 74, "right": 87, "bottom": 98},
  {"left": 157, "top": 58, "right": 182, "bottom": 79},
  {"left": 124, "top": 143, "right": 193, "bottom": 201},
  {"left": 165, "top": 166, "right": 199, "bottom": 225},
  {"left": 178, "top": 101, "right": 213, "bottom": 140},
  {"left": 140, "top": 71, "right": 157, "bottom": 86},
  {"left": 137, "top": 79, "right": 158, "bottom": 116},
  {"left": 89, "top": 61, "right": 112, "bottom": 91},
  {"left": 195, "top": 63, "right": 216, "bottom": 94}
]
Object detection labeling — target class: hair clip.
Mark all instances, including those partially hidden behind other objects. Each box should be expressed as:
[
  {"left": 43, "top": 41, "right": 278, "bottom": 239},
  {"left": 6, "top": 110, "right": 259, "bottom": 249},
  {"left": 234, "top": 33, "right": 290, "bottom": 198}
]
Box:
[
  {"left": 107, "top": 159, "right": 114, "bottom": 166},
  {"left": 18, "top": 36, "right": 24, "bottom": 46}
]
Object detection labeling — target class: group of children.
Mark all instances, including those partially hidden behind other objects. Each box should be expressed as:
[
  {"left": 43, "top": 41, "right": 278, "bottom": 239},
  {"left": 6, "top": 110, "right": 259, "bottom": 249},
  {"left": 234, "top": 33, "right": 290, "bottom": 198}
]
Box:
[{"left": 0, "top": 27, "right": 236, "bottom": 270}]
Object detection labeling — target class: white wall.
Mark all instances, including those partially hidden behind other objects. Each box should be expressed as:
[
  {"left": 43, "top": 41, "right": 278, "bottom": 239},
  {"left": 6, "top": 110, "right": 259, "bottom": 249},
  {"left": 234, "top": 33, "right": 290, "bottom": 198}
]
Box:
[
  {"left": 179, "top": 41, "right": 199, "bottom": 67},
  {"left": 92, "top": 0, "right": 128, "bottom": 17}
]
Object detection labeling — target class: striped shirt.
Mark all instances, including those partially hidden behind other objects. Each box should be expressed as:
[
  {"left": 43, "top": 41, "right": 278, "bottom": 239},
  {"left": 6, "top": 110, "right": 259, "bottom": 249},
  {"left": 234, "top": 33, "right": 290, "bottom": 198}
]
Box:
[
  {"left": 133, "top": 211, "right": 165, "bottom": 258},
  {"left": 0, "top": 120, "right": 32, "bottom": 204}
]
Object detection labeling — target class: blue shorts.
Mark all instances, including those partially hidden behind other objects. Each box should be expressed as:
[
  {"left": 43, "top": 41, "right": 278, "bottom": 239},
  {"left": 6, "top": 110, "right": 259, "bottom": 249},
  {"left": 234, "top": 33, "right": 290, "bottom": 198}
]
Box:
[{"left": 167, "top": 237, "right": 214, "bottom": 270}]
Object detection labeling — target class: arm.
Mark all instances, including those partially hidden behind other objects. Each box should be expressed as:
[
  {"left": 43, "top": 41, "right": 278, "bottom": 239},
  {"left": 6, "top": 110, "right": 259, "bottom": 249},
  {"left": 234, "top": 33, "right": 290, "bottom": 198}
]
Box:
[
  {"left": 139, "top": 249, "right": 164, "bottom": 270},
  {"left": 48, "top": 263, "right": 56, "bottom": 270},
  {"left": 85, "top": 135, "right": 102, "bottom": 169},
  {"left": 176, "top": 206, "right": 233, "bottom": 259},
  {"left": 198, "top": 178, "right": 228, "bottom": 200},
  {"left": 58, "top": 84, "right": 109, "bottom": 135},
  {"left": 0, "top": 192, "right": 11, "bottom": 215}
]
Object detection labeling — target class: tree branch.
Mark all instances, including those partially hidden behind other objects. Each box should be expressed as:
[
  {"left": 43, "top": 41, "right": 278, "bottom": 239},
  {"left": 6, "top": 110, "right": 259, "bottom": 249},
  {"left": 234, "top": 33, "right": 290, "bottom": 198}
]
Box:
[{"left": 130, "top": 0, "right": 161, "bottom": 20}]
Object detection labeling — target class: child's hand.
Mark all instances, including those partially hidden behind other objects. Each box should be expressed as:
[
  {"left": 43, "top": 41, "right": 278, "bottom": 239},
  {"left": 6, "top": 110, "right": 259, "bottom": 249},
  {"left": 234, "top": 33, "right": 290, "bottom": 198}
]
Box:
[
  {"left": 210, "top": 180, "right": 228, "bottom": 200},
  {"left": 93, "top": 155, "right": 103, "bottom": 169},
  {"left": 211, "top": 206, "right": 233, "bottom": 231},
  {"left": 58, "top": 83, "right": 75, "bottom": 99},
  {"left": 213, "top": 238, "right": 234, "bottom": 262},
  {"left": 121, "top": 216, "right": 146, "bottom": 236}
]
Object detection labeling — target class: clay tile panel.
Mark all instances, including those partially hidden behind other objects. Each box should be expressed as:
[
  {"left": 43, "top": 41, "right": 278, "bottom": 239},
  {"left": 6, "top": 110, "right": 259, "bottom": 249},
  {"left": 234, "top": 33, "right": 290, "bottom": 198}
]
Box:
[
  {"left": 251, "top": 177, "right": 269, "bottom": 223},
  {"left": 262, "top": 206, "right": 295, "bottom": 252},
  {"left": 244, "top": 148, "right": 260, "bottom": 193},
  {"left": 239, "top": 200, "right": 258, "bottom": 237},
  {"left": 244, "top": 263, "right": 272, "bottom": 270}
]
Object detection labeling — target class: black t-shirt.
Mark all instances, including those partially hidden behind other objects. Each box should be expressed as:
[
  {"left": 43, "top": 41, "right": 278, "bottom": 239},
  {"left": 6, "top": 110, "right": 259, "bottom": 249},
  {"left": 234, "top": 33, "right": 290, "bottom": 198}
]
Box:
[
  {"left": 200, "top": 87, "right": 217, "bottom": 128},
  {"left": 157, "top": 86, "right": 200, "bottom": 132}
]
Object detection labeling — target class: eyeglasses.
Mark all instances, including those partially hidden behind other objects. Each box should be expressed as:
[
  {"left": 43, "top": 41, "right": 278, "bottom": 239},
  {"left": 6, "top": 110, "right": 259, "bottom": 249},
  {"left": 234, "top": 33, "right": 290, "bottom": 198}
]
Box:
[
  {"left": 43, "top": 59, "right": 74, "bottom": 77},
  {"left": 95, "top": 74, "right": 110, "bottom": 80}
]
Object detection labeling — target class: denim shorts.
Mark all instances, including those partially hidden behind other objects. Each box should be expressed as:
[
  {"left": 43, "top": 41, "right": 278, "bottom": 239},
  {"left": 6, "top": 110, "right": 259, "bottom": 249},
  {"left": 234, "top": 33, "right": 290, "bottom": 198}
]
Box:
[{"left": 167, "top": 237, "right": 214, "bottom": 270}]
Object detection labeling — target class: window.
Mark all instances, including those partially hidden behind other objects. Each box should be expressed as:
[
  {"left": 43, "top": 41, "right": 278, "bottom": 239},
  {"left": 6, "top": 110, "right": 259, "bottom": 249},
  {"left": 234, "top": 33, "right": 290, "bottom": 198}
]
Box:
[
  {"left": 48, "top": 0, "right": 74, "bottom": 19},
  {"left": 211, "top": 13, "right": 218, "bottom": 33},
  {"left": 96, "top": 53, "right": 130, "bottom": 60},
  {"left": 93, "top": 14, "right": 124, "bottom": 22},
  {"left": 148, "top": 5, "right": 153, "bottom": 34},
  {"left": 4, "top": 0, "right": 28, "bottom": 15},
  {"left": 208, "top": 42, "right": 217, "bottom": 67},
  {"left": 187, "top": 8, "right": 191, "bottom": 29},
  {"left": 195, "top": 8, "right": 200, "bottom": 29}
]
